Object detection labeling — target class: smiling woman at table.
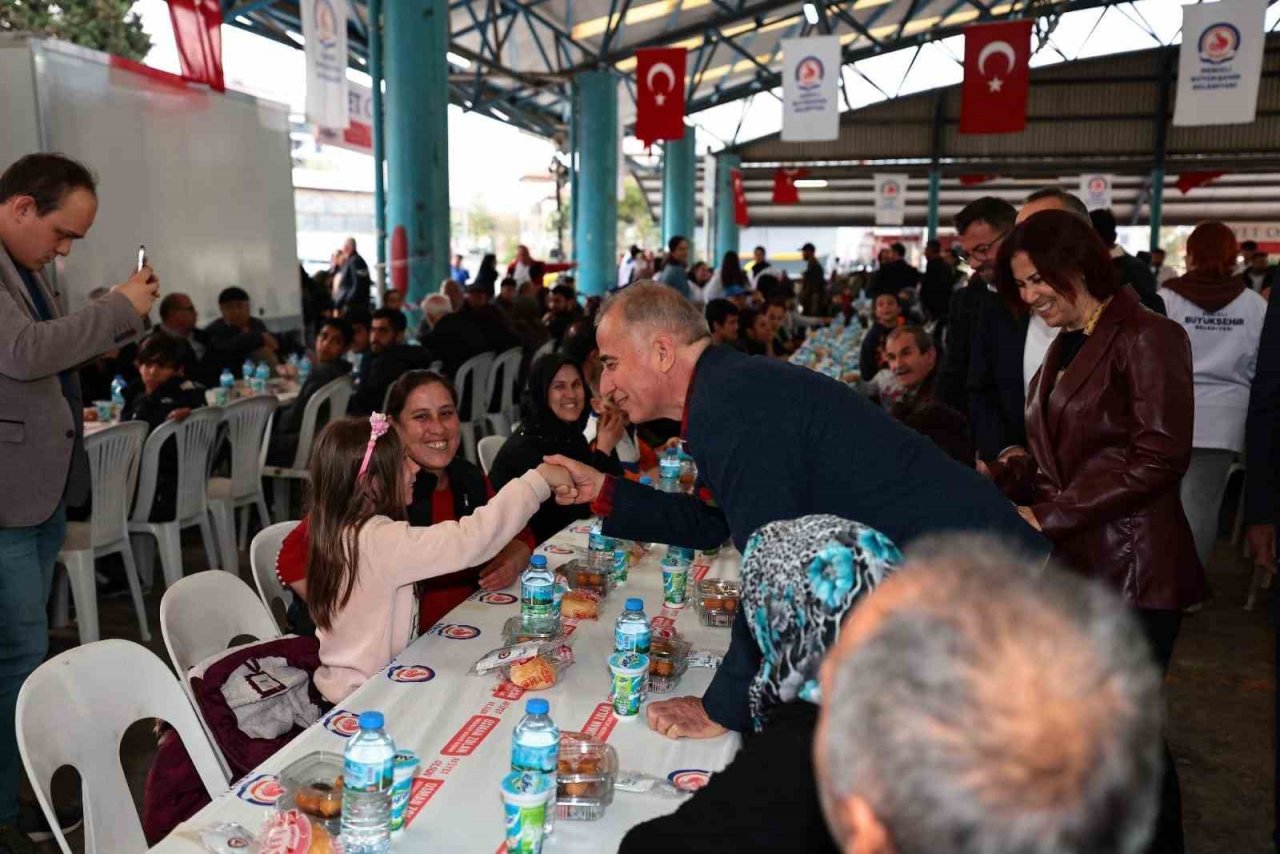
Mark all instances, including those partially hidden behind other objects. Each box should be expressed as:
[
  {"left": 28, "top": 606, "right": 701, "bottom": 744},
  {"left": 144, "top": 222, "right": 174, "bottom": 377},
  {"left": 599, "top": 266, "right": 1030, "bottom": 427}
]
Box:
[
  {"left": 620, "top": 515, "right": 899, "bottom": 854},
  {"left": 488, "top": 353, "right": 623, "bottom": 544},
  {"left": 303, "top": 415, "right": 574, "bottom": 704}
]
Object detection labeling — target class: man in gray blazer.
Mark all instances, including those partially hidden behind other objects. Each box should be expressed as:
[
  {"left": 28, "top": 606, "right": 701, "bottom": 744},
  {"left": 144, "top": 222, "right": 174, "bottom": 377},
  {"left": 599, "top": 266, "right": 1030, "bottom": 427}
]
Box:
[{"left": 0, "top": 153, "right": 157, "bottom": 847}]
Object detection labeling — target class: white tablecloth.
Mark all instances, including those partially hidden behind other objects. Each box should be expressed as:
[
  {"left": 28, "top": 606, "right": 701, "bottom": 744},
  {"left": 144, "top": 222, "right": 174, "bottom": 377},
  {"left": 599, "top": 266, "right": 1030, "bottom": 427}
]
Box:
[{"left": 152, "top": 523, "right": 743, "bottom": 853}]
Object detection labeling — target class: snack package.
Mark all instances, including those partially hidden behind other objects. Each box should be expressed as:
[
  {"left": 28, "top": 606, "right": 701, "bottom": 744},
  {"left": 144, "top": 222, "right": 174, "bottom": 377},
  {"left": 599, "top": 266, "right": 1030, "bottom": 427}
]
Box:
[
  {"left": 469, "top": 639, "right": 565, "bottom": 676},
  {"left": 614, "top": 772, "right": 688, "bottom": 798},
  {"left": 687, "top": 649, "right": 724, "bottom": 669},
  {"left": 199, "top": 823, "right": 256, "bottom": 853},
  {"left": 504, "top": 643, "right": 575, "bottom": 690},
  {"left": 560, "top": 589, "right": 601, "bottom": 620},
  {"left": 258, "top": 809, "right": 344, "bottom": 854}
]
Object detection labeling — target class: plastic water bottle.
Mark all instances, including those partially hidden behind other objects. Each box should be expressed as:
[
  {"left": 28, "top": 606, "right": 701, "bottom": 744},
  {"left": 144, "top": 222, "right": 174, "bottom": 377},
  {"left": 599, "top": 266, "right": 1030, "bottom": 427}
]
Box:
[
  {"left": 511, "top": 699, "right": 559, "bottom": 833},
  {"left": 551, "top": 570, "right": 569, "bottom": 625},
  {"left": 109, "top": 375, "right": 126, "bottom": 410},
  {"left": 287, "top": 352, "right": 300, "bottom": 376},
  {"left": 299, "top": 354, "right": 312, "bottom": 385},
  {"left": 658, "top": 450, "right": 681, "bottom": 493},
  {"left": 341, "top": 711, "right": 395, "bottom": 853},
  {"left": 251, "top": 361, "right": 269, "bottom": 394},
  {"left": 614, "top": 598, "right": 651, "bottom": 655},
  {"left": 587, "top": 518, "right": 616, "bottom": 583},
  {"left": 241, "top": 357, "right": 255, "bottom": 381},
  {"left": 520, "top": 555, "right": 556, "bottom": 633}
]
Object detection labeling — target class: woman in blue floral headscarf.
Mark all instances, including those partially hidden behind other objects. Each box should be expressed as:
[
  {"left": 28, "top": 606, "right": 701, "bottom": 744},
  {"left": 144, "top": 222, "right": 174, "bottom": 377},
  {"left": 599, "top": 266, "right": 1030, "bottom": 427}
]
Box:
[
  {"left": 741, "top": 514, "right": 900, "bottom": 731},
  {"left": 621, "top": 515, "right": 900, "bottom": 854}
]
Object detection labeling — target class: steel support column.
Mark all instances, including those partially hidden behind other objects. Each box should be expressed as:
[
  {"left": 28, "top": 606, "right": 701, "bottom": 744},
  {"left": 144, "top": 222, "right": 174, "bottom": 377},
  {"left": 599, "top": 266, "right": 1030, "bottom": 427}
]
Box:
[
  {"left": 572, "top": 70, "right": 618, "bottom": 297},
  {"left": 1150, "top": 48, "right": 1174, "bottom": 252},
  {"left": 369, "top": 0, "right": 386, "bottom": 294},
  {"left": 661, "top": 133, "right": 696, "bottom": 251},
  {"left": 386, "top": 0, "right": 451, "bottom": 312},
  {"left": 714, "top": 152, "right": 741, "bottom": 261}
]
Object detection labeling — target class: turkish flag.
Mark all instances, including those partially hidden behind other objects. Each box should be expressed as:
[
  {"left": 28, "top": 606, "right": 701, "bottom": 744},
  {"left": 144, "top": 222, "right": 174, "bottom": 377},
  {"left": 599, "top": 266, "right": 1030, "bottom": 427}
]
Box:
[
  {"left": 731, "top": 168, "right": 750, "bottom": 227},
  {"left": 960, "top": 20, "right": 1032, "bottom": 135},
  {"left": 1176, "top": 172, "right": 1224, "bottom": 194},
  {"left": 772, "top": 168, "right": 808, "bottom": 204},
  {"left": 635, "top": 48, "right": 687, "bottom": 148},
  {"left": 167, "top": 0, "right": 224, "bottom": 91},
  {"left": 959, "top": 174, "right": 999, "bottom": 186}
]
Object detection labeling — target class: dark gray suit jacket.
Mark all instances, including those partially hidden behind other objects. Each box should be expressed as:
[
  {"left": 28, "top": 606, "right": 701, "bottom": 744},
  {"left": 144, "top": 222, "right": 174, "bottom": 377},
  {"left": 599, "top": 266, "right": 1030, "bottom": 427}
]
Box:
[{"left": 0, "top": 250, "right": 145, "bottom": 526}]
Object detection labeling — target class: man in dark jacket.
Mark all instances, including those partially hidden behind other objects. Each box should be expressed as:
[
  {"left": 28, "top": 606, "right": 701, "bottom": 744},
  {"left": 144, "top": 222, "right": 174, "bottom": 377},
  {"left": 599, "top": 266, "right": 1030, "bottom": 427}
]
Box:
[
  {"left": 798, "top": 242, "right": 828, "bottom": 317},
  {"left": 869, "top": 242, "right": 920, "bottom": 299},
  {"left": 350, "top": 308, "right": 433, "bottom": 414},
  {"left": 920, "top": 238, "right": 955, "bottom": 324},
  {"left": 202, "top": 286, "right": 279, "bottom": 380},
  {"left": 266, "top": 317, "right": 353, "bottom": 465},
  {"left": 547, "top": 283, "right": 1048, "bottom": 738},
  {"left": 461, "top": 282, "right": 520, "bottom": 354},
  {"left": 937, "top": 197, "right": 1015, "bottom": 416},
  {"left": 417, "top": 293, "right": 488, "bottom": 379},
  {"left": 1089, "top": 209, "right": 1165, "bottom": 316},
  {"left": 333, "top": 237, "right": 372, "bottom": 313}
]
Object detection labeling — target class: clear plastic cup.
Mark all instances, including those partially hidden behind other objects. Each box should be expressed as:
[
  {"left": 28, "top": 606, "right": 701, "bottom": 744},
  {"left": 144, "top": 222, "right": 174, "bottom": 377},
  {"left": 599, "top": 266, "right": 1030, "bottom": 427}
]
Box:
[
  {"left": 608, "top": 652, "right": 649, "bottom": 718},
  {"left": 93, "top": 401, "right": 113, "bottom": 422},
  {"left": 500, "top": 771, "right": 553, "bottom": 854},
  {"left": 389, "top": 750, "right": 419, "bottom": 832}
]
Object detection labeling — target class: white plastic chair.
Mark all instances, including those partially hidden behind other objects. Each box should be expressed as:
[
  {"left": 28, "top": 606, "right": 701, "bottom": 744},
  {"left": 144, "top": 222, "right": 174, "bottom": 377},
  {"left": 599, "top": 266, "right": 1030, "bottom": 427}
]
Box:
[
  {"left": 456, "top": 351, "right": 494, "bottom": 463},
  {"left": 207, "top": 396, "right": 278, "bottom": 575},
  {"left": 478, "top": 435, "right": 506, "bottom": 477},
  {"left": 161, "top": 570, "right": 281, "bottom": 778},
  {"left": 263, "top": 375, "right": 353, "bottom": 521},
  {"left": 16, "top": 639, "right": 228, "bottom": 854},
  {"left": 485, "top": 346, "right": 524, "bottom": 437},
  {"left": 532, "top": 339, "right": 555, "bottom": 361},
  {"left": 128, "top": 407, "right": 224, "bottom": 590},
  {"left": 250, "top": 521, "right": 299, "bottom": 632},
  {"left": 52, "top": 422, "right": 151, "bottom": 645}
]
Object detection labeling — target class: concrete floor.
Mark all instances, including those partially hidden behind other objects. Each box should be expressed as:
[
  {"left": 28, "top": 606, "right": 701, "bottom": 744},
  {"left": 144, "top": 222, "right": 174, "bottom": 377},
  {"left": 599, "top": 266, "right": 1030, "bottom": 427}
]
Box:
[{"left": 26, "top": 530, "right": 1277, "bottom": 853}]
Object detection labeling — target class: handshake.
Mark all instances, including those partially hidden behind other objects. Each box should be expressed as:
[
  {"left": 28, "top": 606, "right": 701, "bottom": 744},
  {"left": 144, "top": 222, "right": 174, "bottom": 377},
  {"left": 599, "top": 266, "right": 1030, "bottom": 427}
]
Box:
[{"left": 534, "top": 455, "right": 608, "bottom": 505}]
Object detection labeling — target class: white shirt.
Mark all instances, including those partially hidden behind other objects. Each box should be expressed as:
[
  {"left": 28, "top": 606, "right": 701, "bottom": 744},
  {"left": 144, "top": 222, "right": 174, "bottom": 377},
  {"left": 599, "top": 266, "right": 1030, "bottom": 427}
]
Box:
[
  {"left": 1160, "top": 286, "right": 1268, "bottom": 452},
  {"left": 617, "top": 257, "right": 637, "bottom": 289},
  {"left": 512, "top": 261, "right": 532, "bottom": 285},
  {"left": 1023, "top": 313, "right": 1059, "bottom": 393}
]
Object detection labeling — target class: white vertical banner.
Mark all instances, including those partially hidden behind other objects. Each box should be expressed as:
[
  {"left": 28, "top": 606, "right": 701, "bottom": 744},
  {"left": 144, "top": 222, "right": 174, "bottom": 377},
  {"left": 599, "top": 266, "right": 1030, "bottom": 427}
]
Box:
[
  {"left": 873, "top": 174, "right": 909, "bottom": 226},
  {"left": 315, "top": 80, "right": 372, "bottom": 153},
  {"left": 1174, "top": 0, "right": 1267, "bottom": 126},
  {"left": 303, "top": 0, "right": 350, "bottom": 130},
  {"left": 1079, "top": 174, "right": 1114, "bottom": 210},
  {"left": 782, "top": 35, "right": 841, "bottom": 142}
]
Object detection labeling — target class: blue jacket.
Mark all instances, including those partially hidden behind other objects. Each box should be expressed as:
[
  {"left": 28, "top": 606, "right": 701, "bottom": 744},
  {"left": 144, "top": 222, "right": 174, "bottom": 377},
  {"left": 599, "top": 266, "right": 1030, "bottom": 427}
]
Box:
[{"left": 602, "top": 343, "right": 1049, "bottom": 732}]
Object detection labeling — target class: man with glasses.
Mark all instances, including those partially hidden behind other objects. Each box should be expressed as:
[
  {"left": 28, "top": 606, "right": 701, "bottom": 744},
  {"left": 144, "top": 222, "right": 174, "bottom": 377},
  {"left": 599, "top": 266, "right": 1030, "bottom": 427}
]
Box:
[
  {"left": 936, "top": 197, "right": 1014, "bottom": 430},
  {"left": 154, "top": 292, "right": 208, "bottom": 382}
]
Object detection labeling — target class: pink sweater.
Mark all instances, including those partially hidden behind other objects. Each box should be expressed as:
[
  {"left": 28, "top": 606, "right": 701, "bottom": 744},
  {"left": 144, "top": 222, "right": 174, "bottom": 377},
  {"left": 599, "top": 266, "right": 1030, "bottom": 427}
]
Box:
[{"left": 314, "top": 469, "right": 551, "bottom": 703}]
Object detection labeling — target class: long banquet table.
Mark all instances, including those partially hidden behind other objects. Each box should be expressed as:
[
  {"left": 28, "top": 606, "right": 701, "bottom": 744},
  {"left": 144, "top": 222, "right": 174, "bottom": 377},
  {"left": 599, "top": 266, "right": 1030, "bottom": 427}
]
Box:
[{"left": 151, "top": 521, "right": 743, "bottom": 852}]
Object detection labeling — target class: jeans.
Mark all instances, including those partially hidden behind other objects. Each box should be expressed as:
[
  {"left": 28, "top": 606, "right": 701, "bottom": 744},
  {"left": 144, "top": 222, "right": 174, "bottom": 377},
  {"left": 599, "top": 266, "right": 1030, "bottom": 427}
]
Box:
[
  {"left": 0, "top": 503, "right": 65, "bottom": 824},
  {"left": 1179, "top": 447, "right": 1236, "bottom": 568}
]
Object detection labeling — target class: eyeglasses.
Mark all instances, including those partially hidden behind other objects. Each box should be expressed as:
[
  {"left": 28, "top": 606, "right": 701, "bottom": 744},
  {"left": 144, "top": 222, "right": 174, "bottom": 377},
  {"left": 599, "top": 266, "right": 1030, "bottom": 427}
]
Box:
[{"left": 953, "top": 229, "right": 1010, "bottom": 262}]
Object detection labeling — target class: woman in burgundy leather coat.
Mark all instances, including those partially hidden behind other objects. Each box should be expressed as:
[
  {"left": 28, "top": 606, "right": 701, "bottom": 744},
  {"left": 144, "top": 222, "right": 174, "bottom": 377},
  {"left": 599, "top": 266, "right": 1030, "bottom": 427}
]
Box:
[{"left": 988, "top": 209, "right": 1203, "bottom": 853}]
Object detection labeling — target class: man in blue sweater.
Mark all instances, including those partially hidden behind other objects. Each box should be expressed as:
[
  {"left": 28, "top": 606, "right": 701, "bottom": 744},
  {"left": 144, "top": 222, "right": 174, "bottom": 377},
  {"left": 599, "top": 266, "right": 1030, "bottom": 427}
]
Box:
[{"left": 549, "top": 282, "right": 1048, "bottom": 738}]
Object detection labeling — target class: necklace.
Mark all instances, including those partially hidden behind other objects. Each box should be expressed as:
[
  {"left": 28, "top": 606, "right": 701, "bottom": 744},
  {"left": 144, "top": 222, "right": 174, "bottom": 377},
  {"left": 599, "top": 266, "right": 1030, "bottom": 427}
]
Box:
[{"left": 1082, "top": 296, "right": 1113, "bottom": 335}]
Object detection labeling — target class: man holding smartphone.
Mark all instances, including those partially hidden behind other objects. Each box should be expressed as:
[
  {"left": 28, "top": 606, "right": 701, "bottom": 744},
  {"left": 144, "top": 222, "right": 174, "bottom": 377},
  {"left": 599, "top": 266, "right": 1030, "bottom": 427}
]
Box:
[{"left": 0, "top": 153, "right": 157, "bottom": 851}]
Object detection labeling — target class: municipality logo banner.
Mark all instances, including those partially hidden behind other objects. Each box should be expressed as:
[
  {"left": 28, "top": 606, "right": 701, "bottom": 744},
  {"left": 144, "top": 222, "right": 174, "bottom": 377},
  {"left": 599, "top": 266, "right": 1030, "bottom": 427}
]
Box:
[
  {"left": 782, "top": 36, "right": 841, "bottom": 142},
  {"left": 1174, "top": 0, "right": 1266, "bottom": 127}
]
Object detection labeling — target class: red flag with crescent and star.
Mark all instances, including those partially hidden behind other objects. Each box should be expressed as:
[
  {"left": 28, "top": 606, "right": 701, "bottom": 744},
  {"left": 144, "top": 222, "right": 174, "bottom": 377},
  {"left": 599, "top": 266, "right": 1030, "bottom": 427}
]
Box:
[
  {"left": 960, "top": 20, "right": 1033, "bottom": 135},
  {"left": 635, "top": 48, "right": 687, "bottom": 148},
  {"left": 731, "top": 168, "right": 750, "bottom": 226},
  {"left": 771, "top": 167, "right": 808, "bottom": 204}
]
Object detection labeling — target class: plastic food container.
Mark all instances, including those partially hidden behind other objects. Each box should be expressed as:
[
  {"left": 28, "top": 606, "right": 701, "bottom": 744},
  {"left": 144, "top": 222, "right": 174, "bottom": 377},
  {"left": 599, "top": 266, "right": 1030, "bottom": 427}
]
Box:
[
  {"left": 556, "top": 733, "right": 618, "bottom": 821},
  {"left": 560, "top": 558, "right": 611, "bottom": 599},
  {"left": 503, "top": 615, "right": 562, "bottom": 646},
  {"left": 696, "top": 578, "right": 741, "bottom": 627},
  {"left": 647, "top": 635, "right": 691, "bottom": 694},
  {"left": 277, "top": 751, "right": 345, "bottom": 835},
  {"left": 499, "top": 644, "right": 575, "bottom": 692}
]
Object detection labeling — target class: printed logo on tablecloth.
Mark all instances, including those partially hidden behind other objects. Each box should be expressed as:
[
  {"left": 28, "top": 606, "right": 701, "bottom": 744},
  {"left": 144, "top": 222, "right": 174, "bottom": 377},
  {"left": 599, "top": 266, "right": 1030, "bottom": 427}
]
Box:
[
  {"left": 441, "top": 714, "right": 500, "bottom": 756},
  {"left": 403, "top": 776, "right": 446, "bottom": 828},
  {"left": 386, "top": 664, "right": 436, "bottom": 683},
  {"left": 580, "top": 702, "right": 618, "bottom": 743},
  {"left": 432, "top": 623, "right": 482, "bottom": 640},
  {"left": 651, "top": 614, "right": 677, "bottom": 635},
  {"left": 493, "top": 681, "right": 526, "bottom": 701},
  {"left": 541, "top": 544, "right": 575, "bottom": 555},
  {"left": 668, "top": 769, "right": 711, "bottom": 792},
  {"left": 692, "top": 563, "right": 711, "bottom": 582},
  {"left": 321, "top": 709, "right": 361, "bottom": 737},
  {"left": 236, "top": 773, "right": 284, "bottom": 806},
  {"left": 472, "top": 591, "right": 518, "bottom": 605},
  {"left": 569, "top": 524, "right": 593, "bottom": 534}
]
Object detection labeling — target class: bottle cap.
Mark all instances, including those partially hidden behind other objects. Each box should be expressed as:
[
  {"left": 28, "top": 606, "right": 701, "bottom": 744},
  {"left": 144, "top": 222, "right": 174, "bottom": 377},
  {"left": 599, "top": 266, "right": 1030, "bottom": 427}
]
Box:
[
  {"left": 625, "top": 597, "right": 643, "bottom": 611},
  {"left": 358, "top": 711, "right": 384, "bottom": 730},
  {"left": 526, "top": 698, "right": 549, "bottom": 715},
  {"left": 530, "top": 555, "right": 547, "bottom": 567}
]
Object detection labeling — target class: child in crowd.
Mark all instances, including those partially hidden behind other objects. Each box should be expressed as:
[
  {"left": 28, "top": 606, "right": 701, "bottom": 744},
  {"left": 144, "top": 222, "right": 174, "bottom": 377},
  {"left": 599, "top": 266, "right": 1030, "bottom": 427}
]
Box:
[
  {"left": 305, "top": 415, "right": 573, "bottom": 703},
  {"left": 122, "top": 333, "right": 208, "bottom": 521}
]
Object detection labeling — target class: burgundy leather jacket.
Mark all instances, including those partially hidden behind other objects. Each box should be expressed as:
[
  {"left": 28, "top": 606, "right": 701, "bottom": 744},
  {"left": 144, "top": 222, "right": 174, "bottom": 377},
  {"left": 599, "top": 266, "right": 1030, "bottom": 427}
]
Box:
[{"left": 995, "top": 286, "right": 1206, "bottom": 610}]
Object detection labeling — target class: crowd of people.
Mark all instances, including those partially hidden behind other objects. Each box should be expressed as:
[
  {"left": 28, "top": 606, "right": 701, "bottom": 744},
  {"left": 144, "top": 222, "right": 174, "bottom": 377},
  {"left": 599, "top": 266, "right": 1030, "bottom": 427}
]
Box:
[{"left": 2, "top": 148, "right": 1280, "bottom": 854}]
